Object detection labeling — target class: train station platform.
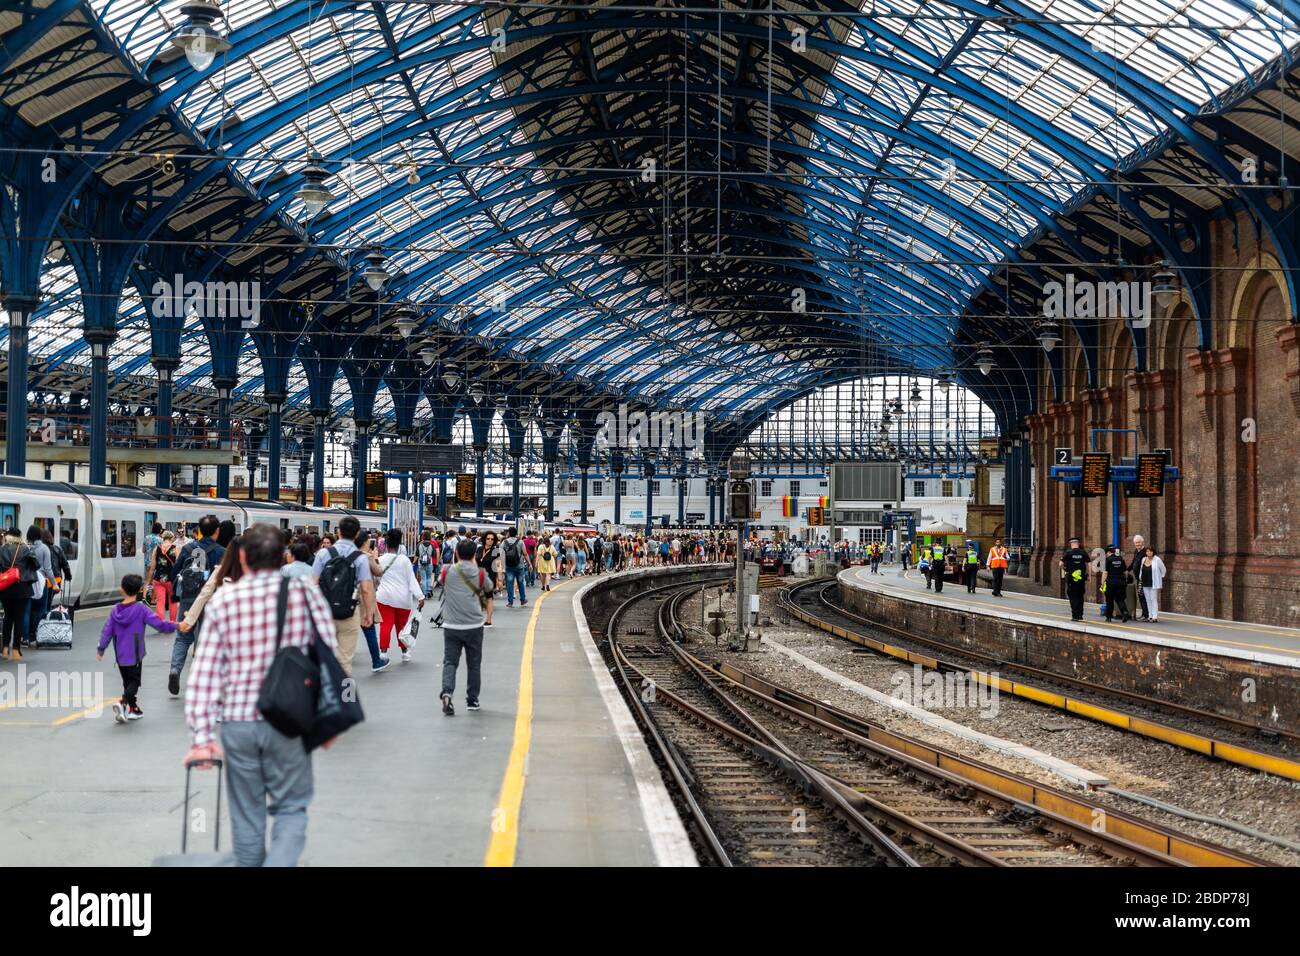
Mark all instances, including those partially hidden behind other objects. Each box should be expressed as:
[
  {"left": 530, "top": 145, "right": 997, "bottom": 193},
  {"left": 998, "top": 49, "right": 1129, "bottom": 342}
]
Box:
[
  {"left": 839, "top": 565, "right": 1300, "bottom": 667},
  {"left": 836, "top": 564, "right": 1300, "bottom": 739},
  {"left": 0, "top": 569, "right": 693, "bottom": 867}
]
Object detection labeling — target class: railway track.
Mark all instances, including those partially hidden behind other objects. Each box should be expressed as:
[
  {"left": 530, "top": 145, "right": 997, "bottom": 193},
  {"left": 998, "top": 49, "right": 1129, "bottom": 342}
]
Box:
[
  {"left": 782, "top": 578, "right": 1300, "bottom": 782},
  {"left": 603, "top": 577, "right": 1268, "bottom": 867}
]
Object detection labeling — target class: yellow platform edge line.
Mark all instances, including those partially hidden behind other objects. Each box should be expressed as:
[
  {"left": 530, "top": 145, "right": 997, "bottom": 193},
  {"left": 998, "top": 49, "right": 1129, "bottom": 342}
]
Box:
[{"left": 483, "top": 588, "right": 551, "bottom": 867}]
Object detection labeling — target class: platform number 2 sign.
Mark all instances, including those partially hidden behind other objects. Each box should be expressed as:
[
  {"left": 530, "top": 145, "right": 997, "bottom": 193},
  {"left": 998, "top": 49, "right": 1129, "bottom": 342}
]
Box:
[{"left": 1055, "top": 448, "right": 1073, "bottom": 466}]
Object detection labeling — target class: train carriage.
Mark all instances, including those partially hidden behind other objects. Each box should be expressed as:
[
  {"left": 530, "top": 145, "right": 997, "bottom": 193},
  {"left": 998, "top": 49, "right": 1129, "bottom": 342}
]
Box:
[{"left": 0, "top": 476, "right": 397, "bottom": 607}]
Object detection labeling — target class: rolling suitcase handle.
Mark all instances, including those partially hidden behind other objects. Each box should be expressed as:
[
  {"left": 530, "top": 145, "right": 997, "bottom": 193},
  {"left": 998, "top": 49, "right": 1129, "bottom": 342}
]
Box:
[{"left": 181, "top": 758, "right": 223, "bottom": 854}]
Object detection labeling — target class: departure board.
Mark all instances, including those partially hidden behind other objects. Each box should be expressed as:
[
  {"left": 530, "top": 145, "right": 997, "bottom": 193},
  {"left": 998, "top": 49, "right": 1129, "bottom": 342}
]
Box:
[
  {"left": 455, "top": 473, "right": 477, "bottom": 506},
  {"left": 363, "top": 471, "right": 386, "bottom": 507},
  {"left": 1133, "top": 453, "right": 1167, "bottom": 498},
  {"left": 1079, "top": 453, "right": 1110, "bottom": 497}
]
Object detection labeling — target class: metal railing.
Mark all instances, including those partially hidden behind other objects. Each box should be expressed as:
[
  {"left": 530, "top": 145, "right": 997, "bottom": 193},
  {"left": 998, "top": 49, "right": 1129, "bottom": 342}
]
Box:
[{"left": 0, "top": 413, "right": 245, "bottom": 456}]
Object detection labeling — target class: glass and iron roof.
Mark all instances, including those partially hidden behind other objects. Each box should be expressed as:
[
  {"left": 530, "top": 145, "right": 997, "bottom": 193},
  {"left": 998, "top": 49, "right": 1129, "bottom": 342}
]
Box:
[{"left": 5, "top": 0, "right": 1297, "bottom": 431}]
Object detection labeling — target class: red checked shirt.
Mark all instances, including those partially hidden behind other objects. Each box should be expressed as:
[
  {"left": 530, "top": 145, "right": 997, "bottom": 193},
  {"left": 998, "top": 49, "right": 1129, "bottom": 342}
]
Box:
[{"left": 185, "top": 569, "right": 338, "bottom": 747}]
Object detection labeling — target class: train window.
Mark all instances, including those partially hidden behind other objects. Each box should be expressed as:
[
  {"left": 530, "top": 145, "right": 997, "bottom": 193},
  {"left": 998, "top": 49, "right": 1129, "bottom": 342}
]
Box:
[
  {"left": 100, "top": 520, "right": 117, "bottom": 558},
  {"left": 145, "top": 511, "right": 158, "bottom": 532},
  {"left": 60, "top": 519, "right": 79, "bottom": 560},
  {"left": 35, "top": 517, "right": 55, "bottom": 535},
  {"left": 121, "top": 520, "right": 137, "bottom": 557},
  {"left": 280, "top": 519, "right": 289, "bottom": 530},
  {"left": 0, "top": 504, "right": 18, "bottom": 529}
]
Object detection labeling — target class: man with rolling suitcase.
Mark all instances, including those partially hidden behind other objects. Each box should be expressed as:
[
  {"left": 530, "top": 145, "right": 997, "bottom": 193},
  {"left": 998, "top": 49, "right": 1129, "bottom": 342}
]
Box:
[{"left": 184, "top": 523, "right": 338, "bottom": 867}]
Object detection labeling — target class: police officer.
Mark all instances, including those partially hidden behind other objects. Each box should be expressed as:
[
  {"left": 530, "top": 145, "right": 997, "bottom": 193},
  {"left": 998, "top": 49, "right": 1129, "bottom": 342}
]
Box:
[
  {"left": 930, "top": 540, "right": 945, "bottom": 593},
  {"left": 919, "top": 545, "right": 932, "bottom": 589},
  {"left": 963, "top": 540, "right": 980, "bottom": 593},
  {"left": 1102, "top": 544, "right": 1131, "bottom": 622},
  {"left": 1059, "top": 535, "right": 1089, "bottom": 621}
]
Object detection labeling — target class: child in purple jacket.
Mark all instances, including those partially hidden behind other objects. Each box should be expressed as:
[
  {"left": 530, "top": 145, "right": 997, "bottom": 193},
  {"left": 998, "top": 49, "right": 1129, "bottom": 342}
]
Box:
[{"left": 97, "top": 574, "right": 177, "bottom": 723}]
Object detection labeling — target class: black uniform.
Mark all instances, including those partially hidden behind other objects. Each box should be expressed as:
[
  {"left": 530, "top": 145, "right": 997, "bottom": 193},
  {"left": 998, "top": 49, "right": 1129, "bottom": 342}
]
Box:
[
  {"left": 1061, "top": 546, "right": 1090, "bottom": 621},
  {"left": 1130, "top": 549, "right": 1148, "bottom": 619},
  {"left": 963, "top": 547, "right": 979, "bottom": 593},
  {"left": 1103, "top": 553, "right": 1130, "bottom": 622},
  {"left": 931, "top": 546, "right": 945, "bottom": 593}
]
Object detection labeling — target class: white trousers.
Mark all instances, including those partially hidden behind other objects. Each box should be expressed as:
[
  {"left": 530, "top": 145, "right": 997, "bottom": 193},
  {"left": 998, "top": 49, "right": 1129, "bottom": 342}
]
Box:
[{"left": 1142, "top": 587, "right": 1160, "bottom": 620}]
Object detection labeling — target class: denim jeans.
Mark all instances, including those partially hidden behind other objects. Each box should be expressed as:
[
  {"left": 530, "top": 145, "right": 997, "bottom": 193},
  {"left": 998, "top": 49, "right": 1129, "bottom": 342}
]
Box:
[
  {"left": 575, "top": 552, "right": 587, "bottom": 574},
  {"left": 418, "top": 564, "right": 434, "bottom": 596},
  {"left": 362, "top": 622, "right": 382, "bottom": 668},
  {"left": 504, "top": 565, "right": 526, "bottom": 604},
  {"left": 442, "top": 626, "right": 484, "bottom": 702},
  {"left": 169, "top": 597, "right": 200, "bottom": 675},
  {"left": 524, "top": 561, "right": 536, "bottom": 586}
]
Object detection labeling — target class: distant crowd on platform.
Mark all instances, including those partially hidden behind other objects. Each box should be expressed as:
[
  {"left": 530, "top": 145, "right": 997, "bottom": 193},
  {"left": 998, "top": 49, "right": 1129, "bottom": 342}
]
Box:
[{"left": 40, "top": 513, "right": 748, "bottom": 867}]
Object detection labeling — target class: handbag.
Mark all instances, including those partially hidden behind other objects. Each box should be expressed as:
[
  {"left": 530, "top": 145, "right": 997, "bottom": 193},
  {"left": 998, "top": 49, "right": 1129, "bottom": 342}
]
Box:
[
  {"left": 303, "top": 628, "right": 364, "bottom": 752},
  {"left": 256, "top": 579, "right": 321, "bottom": 739},
  {"left": 456, "top": 564, "right": 490, "bottom": 611},
  {"left": 0, "top": 546, "right": 20, "bottom": 593}
]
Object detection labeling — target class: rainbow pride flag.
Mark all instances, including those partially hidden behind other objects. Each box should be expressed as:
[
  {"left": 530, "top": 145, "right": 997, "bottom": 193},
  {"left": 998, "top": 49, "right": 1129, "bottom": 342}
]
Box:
[{"left": 781, "top": 496, "right": 797, "bottom": 517}]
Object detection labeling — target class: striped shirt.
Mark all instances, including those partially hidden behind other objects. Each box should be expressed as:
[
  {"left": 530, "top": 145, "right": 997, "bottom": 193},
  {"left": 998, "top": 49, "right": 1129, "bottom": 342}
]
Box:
[{"left": 185, "top": 569, "right": 338, "bottom": 747}]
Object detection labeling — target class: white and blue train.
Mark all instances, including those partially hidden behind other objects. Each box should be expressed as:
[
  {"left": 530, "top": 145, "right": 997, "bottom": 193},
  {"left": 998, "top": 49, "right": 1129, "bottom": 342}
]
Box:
[{"left": 0, "top": 475, "right": 446, "bottom": 607}]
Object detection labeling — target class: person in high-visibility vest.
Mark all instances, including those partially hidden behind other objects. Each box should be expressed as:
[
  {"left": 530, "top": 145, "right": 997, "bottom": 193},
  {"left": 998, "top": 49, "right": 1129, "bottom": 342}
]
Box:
[
  {"left": 1059, "top": 535, "right": 1090, "bottom": 621},
  {"left": 919, "top": 546, "right": 932, "bottom": 588},
  {"left": 930, "top": 541, "right": 945, "bottom": 593},
  {"left": 963, "top": 540, "right": 980, "bottom": 593},
  {"left": 988, "top": 539, "right": 1009, "bottom": 597}
]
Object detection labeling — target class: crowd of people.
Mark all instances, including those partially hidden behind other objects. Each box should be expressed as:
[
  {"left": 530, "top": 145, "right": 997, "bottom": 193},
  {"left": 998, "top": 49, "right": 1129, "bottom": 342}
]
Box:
[{"left": 80, "top": 516, "right": 751, "bottom": 865}]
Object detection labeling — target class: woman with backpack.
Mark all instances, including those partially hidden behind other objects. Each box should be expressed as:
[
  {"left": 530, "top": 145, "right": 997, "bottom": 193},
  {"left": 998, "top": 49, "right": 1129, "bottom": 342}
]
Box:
[
  {"left": 146, "top": 530, "right": 179, "bottom": 622},
  {"left": 536, "top": 536, "right": 557, "bottom": 592},
  {"left": 0, "top": 528, "right": 39, "bottom": 660}
]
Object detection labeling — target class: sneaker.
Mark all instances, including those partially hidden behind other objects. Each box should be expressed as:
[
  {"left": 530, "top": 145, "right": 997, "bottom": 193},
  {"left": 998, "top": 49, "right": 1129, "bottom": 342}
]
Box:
[
  {"left": 441, "top": 693, "right": 455, "bottom": 716},
  {"left": 401, "top": 650, "right": 412, "bottom": 663},
  {"left": 520, "top": 599, "right": 527, "bottom": 606},
  {"left": 167, "top": 672, "right": 180, "bottom": 697},
  {"left": 372, "top": 657, "right": 392, "bottom": 674},
  {"left": 112, "top": 702, "right": 126, "bottom": 724},
  {"left": 507, "top": 602, "right": 513, "bottom": 608},
  {"left": 466, "top": 700, "right": 481, "bottom": 711},
  {"left": 126, "top": 706, "right": 143, "bottom": 721}
]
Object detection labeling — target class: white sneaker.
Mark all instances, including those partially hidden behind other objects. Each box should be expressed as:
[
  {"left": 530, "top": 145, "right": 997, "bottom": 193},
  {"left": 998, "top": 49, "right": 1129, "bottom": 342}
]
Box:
[
  {"left": 112, "top": 702, "right": 126, "bottom": 724},
  {"left": 401, "top": 650, "right": 412, "bottom": 663}
]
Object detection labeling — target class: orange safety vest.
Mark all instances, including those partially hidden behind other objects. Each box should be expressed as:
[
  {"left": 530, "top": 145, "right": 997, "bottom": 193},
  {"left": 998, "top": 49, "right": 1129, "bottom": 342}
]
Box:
[{"left": 988, "top": 546, "right": 1009, "bottom": 569}]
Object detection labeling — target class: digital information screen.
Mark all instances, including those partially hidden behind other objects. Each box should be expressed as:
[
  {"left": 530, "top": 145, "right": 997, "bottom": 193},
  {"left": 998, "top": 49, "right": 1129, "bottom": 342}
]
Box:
[
  {"left": 1133, "top": 453, "right": 1167, "bottom": 498},
  {"left": 455, "top": 473, "right": 477, "bottom": 506},
  {"left": 363, "top": 471, "right": 386, "bottom": 505},
  {"left": 1079, "top": 453, "right": 1110, "bottom": 497}
]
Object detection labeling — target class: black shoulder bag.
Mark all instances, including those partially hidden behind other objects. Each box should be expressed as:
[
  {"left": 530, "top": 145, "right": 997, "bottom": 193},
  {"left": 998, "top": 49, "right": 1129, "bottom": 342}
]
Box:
[{"left": 257, "top": 578, "right": 321, "bottom": 739}]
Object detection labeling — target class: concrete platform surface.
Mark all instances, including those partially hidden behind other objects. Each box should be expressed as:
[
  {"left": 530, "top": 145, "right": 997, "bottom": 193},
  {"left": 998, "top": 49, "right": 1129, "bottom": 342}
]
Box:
[
  {"left": 0, "top": 568, "right": 692, "bottom": 867},
  {"left": 840, "top": 565, "right": 1300, "bottom": 667}
]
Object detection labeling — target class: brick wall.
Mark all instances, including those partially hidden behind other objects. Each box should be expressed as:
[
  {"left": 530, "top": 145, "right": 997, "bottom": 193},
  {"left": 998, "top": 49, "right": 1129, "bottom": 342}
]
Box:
[
  {"left": 1027, "top": 214, "right": 1300, "bottom": 629},
  {"left": 840, "top": 582, "right": 1300, "bottom": 735}
]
